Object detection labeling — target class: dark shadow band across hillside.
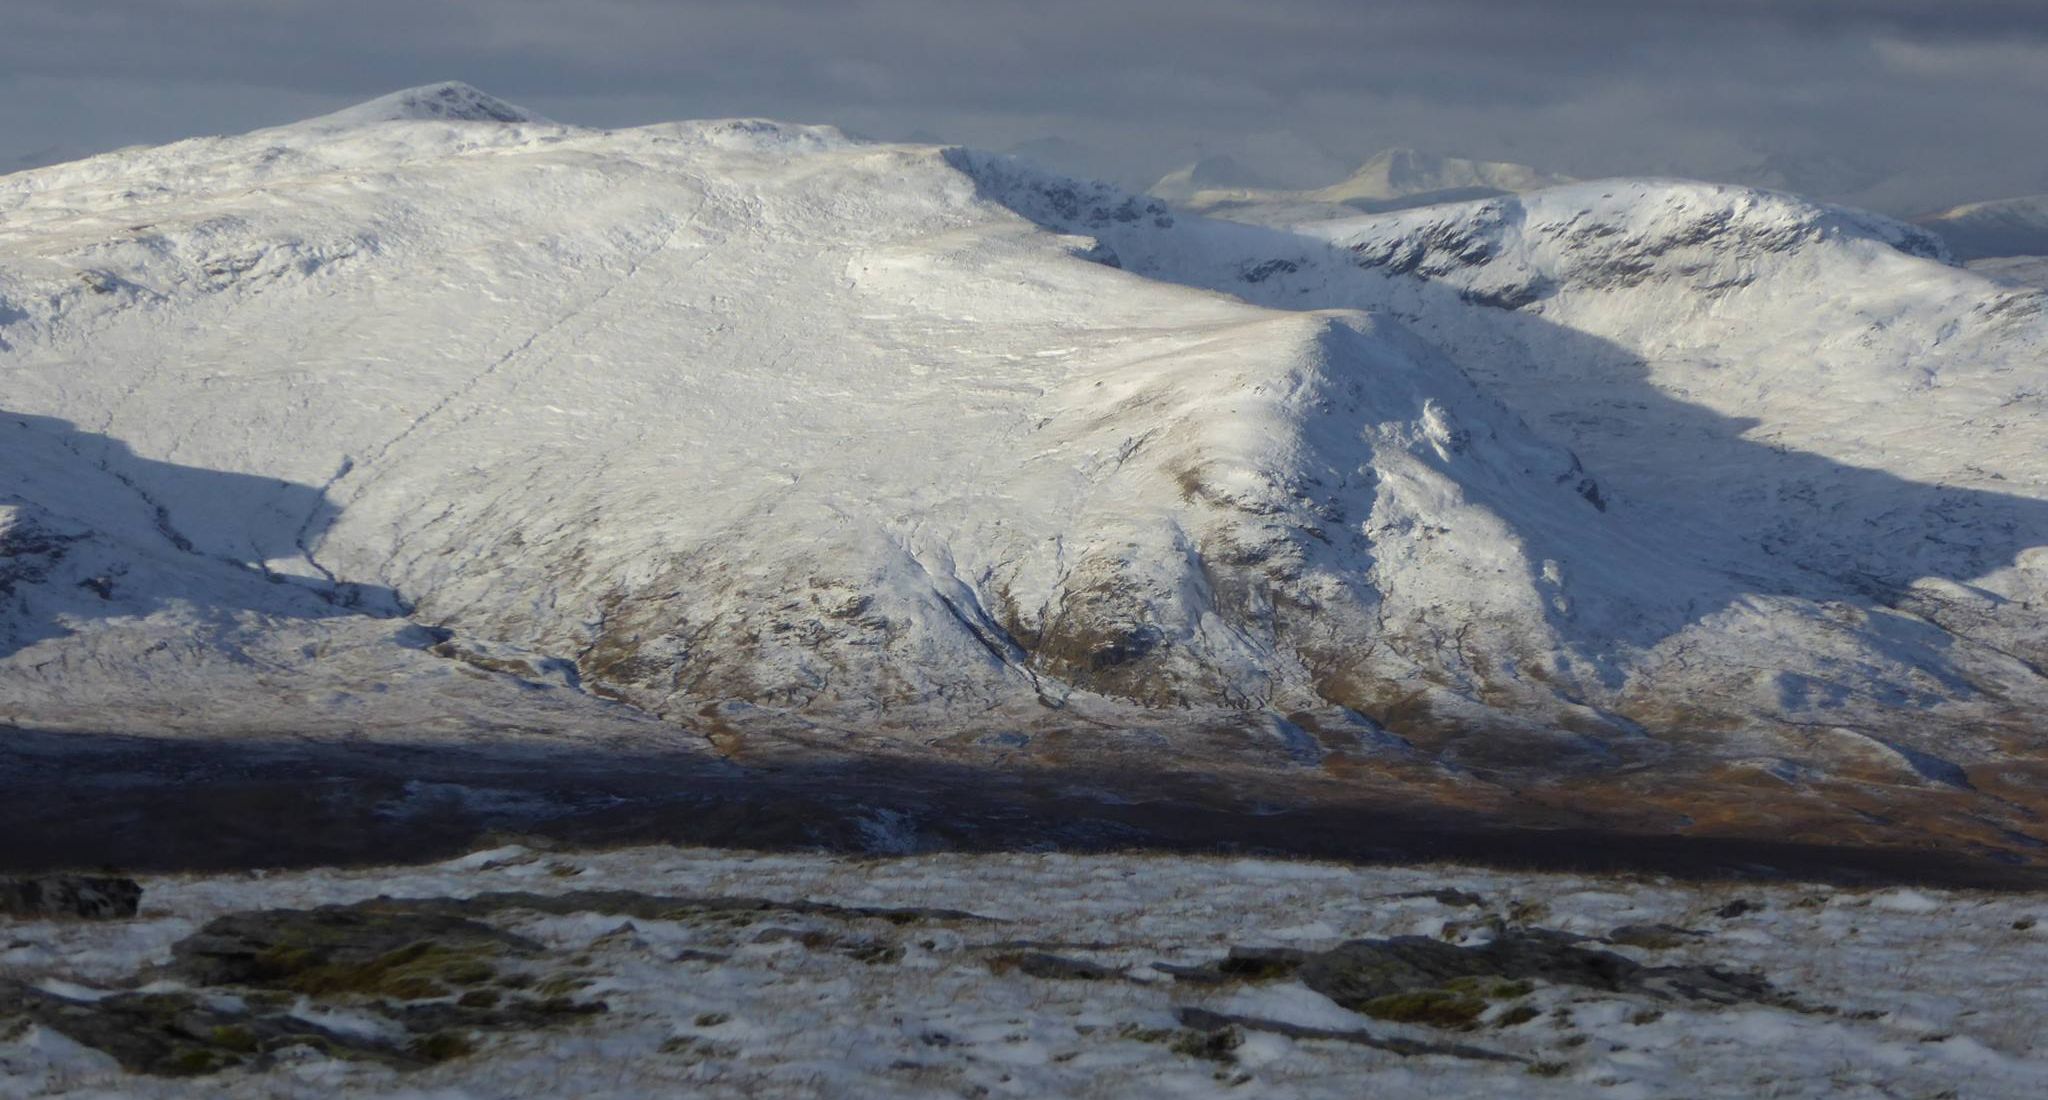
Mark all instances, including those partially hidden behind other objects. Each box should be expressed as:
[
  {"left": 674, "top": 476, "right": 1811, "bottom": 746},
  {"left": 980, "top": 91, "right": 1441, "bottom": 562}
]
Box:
[{"left": 3, "top": 726, "right": 2042, "bottom": 891}]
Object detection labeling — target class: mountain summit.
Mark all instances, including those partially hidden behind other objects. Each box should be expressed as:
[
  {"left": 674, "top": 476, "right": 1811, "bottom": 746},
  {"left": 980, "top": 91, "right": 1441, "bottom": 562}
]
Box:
[{"left": 303, "top": 81, "right": 553, "bottom": 128}]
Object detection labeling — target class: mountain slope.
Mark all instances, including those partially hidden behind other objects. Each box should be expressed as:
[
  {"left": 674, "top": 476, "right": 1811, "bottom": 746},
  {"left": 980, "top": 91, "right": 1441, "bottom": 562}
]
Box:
[{"left": 4, "top": 88, "right": 2047, "bottom": 857}]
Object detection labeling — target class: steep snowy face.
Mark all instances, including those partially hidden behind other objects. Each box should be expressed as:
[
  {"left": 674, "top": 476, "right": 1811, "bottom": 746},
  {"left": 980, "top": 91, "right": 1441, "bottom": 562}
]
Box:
[
  {"left": 3, "top": 89, "right": 2047, "bottom": 854},
  {"left": 945, "top": 154, "right": 2048, "bottom": 811},
  {"left": 1292, "top": 183, "right": 2047, "bottom": 598}
]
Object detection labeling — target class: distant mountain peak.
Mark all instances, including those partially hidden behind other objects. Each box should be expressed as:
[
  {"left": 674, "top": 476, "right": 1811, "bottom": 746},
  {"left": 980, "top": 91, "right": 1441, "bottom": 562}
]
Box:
[{"left": 305, "top": 82, "right": 552, "bottom": 128}]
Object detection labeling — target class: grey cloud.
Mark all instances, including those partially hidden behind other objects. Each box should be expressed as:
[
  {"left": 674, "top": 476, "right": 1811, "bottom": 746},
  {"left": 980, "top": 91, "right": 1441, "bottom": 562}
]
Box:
[{"left": 1, "top": 2, "right": 2044, "bottom": 213}]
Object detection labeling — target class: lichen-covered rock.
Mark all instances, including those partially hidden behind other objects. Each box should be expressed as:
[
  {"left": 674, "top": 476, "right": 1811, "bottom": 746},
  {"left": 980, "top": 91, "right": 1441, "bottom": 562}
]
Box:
[
  {"left": 5, "top": 897, "right": 629, "bottom": 1077},
  {"left": 165, "top": 903, "right": 541, "bottom": 992},
  {"left": 1296, "top": 929, "right": 1780, "bottom": 1022},
  {"left": 0, "top": 978, "right": 419, "bottom": 1076}
]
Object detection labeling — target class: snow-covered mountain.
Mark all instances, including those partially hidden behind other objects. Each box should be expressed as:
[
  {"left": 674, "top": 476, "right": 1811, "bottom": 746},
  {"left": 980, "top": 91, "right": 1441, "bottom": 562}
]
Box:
[
  {"left": 1916, "top": 194, "right": 2048, "bottom": 263},
  {"left": 1153, "top": 147, "right": 1572, "bottom": 224},
  {"left": 4, "top": 85, "right": 2046, "bottom": 857}
]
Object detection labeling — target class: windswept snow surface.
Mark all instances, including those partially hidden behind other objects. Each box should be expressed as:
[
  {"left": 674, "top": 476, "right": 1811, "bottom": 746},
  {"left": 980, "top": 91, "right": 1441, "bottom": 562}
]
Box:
[
  {"left": 3, "top": 87, "right": 2047, "bottom": 856},
  {"left": 3, "top": 843, "right": 2045, "bottom": 1098}
]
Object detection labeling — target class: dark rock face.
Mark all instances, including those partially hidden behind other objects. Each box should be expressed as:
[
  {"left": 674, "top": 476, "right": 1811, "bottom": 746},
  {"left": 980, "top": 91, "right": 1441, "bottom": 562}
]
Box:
[
  {"left": 0, "top": 875, "right": 142, "bottom": 920},
  {"left": 1348, "top": 206, "right": 1512, "bottom": 278},
  {"left": 943, "top": 149, "right": 1174, "bottom": 233},
  {"left": 0, "top": 510, "right": 84, "bottom": 599},
  {"left": 1241, "top": 259, "right": 1300, "bottom": 284}
]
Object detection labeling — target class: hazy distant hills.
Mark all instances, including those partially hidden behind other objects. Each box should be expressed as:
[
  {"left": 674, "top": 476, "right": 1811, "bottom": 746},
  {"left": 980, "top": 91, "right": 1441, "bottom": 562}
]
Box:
[
  {"left": 1151, "top": 147, "right": 1573, "bottom": 223},
  {"left": 1914, "top": 194, "right": 2048, "bottom": 260}
]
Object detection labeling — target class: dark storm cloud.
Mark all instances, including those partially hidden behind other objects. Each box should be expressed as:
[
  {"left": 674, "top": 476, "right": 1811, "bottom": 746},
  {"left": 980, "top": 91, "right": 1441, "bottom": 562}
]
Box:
[{"left": 3, "top": 2, "right": 2044, "bottom": 212}]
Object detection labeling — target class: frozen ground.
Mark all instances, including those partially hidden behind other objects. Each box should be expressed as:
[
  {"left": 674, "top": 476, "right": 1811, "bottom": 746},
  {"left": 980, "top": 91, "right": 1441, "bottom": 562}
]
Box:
[{"left": 3, "top": 842, "right": 2044, "bottom": 1098}]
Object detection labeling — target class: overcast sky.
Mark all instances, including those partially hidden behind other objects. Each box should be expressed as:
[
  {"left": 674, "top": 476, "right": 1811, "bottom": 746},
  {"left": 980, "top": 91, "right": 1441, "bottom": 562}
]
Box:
[{"left": 4, "top": 1, "right": 2044, "bottom": 214}]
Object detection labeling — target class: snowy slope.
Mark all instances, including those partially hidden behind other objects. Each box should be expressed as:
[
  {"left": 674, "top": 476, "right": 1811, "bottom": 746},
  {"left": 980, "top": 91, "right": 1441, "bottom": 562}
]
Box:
[
  {"left": 963, "top": 162, "right": 2048, "bottom": 771},
  {"left": 1917, "top": 193, "right": 2048, "bottom": 261},
  {"left": 3, "top": 86, "right": 2047, "bottom": 853}
]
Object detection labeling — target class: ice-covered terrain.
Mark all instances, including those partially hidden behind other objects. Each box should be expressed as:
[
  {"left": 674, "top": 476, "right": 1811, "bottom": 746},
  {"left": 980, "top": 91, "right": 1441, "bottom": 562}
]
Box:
[
  {"left": 3, "top": 84, "right": 2047, "bottom": 859},
  {"left": 3, "top": 842, "right": 2044, "bottom": 1098}
]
